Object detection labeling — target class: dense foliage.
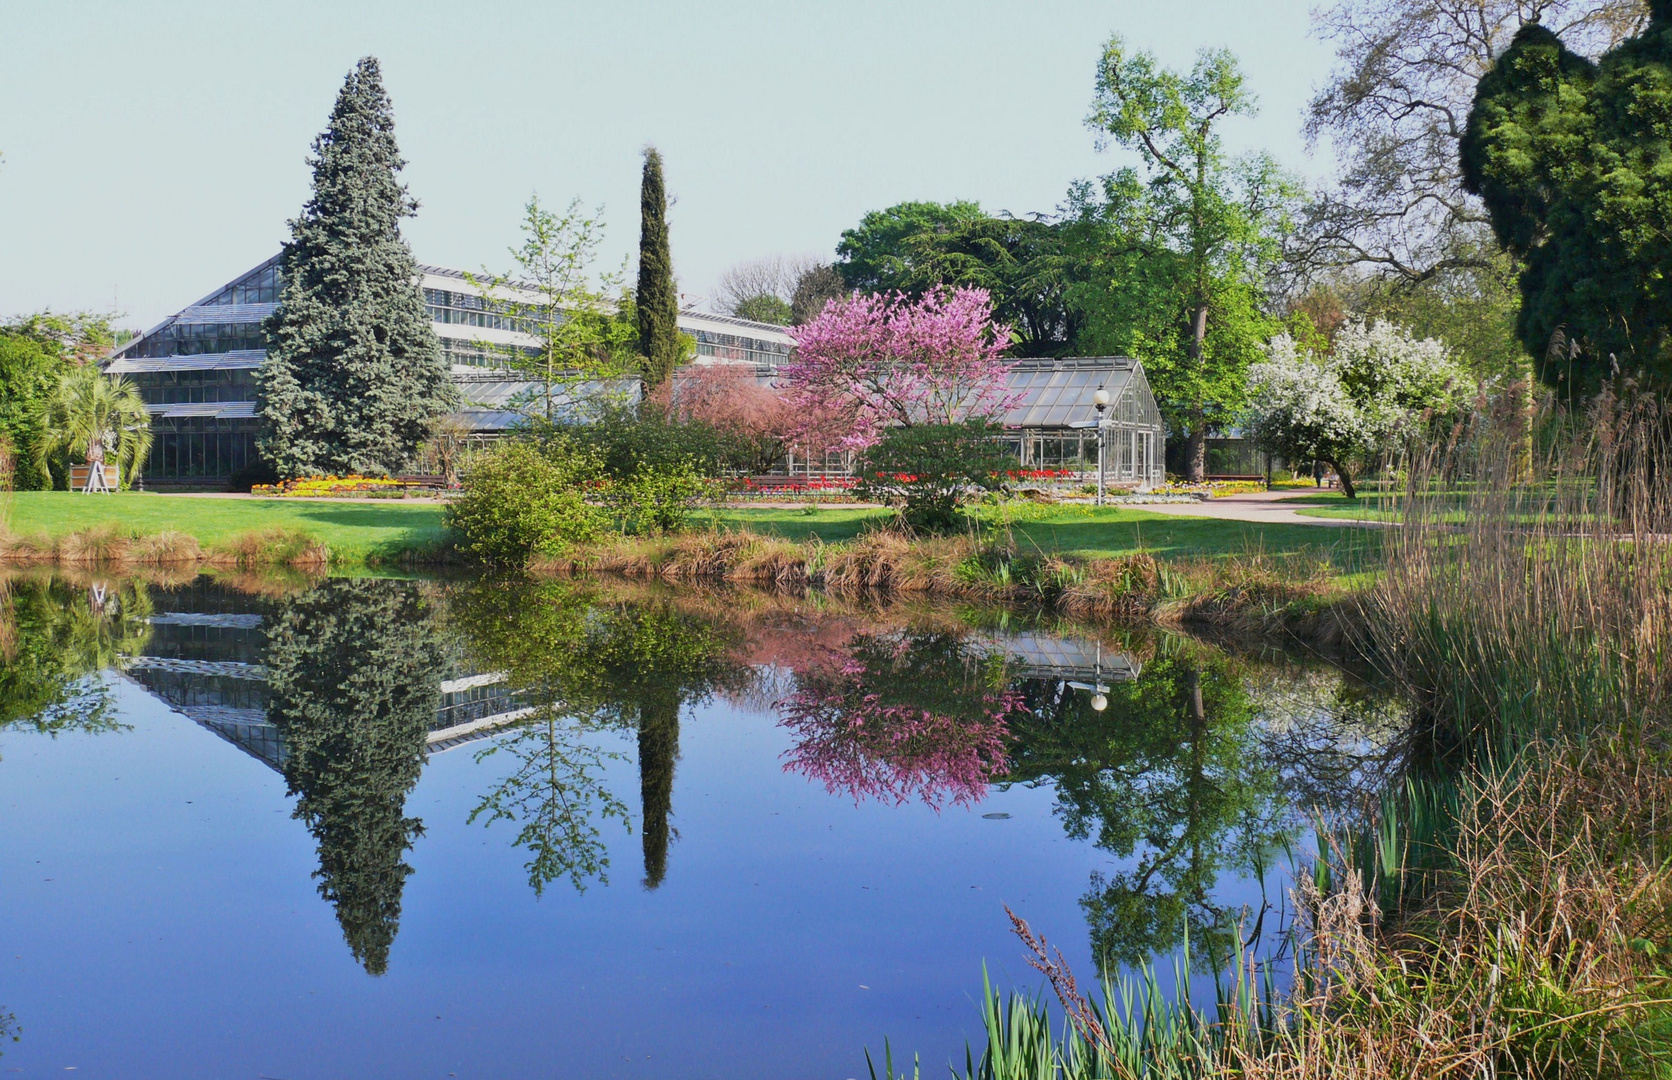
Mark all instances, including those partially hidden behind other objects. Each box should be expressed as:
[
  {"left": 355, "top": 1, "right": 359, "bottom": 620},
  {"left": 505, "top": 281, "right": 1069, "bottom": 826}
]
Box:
[
  {"left": 34, "top": 366, "right": 153, "bottom": 490},
  {"left": 1463, "top": 2, "right": 1672, "bottom": 388},
  {"left": 837, "top": 202, "right": 1080, "bottom": 355},
  {"left": 1303, "top": 0, "right": 1641, "bottom": 285},
  {"left": 0, "top": 312, "right": 125, "bottom": 490},
  {"left": 1073, "top": 37, "right": 1300, "bottom": 481},
  {"left": 444, "top": 440, "right": 605, "bottom": 564},
  {"left": 855, "top": 421, "right": 1018, "bottom": 532},
  {"left": 636, "top": 147, "right": 683, "bottom": 390},
  {"left": 0, "top": 332, "right": 64, "bottom": 490},
  {"left": 257, "top": 57, "right": 455, "bottom": 479}
]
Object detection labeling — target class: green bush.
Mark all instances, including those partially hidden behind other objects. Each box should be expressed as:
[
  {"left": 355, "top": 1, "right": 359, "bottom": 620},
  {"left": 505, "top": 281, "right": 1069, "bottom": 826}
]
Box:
[
  {"left": 446, "top": 440, "right": 605, "bottom": 564},
  {"left": 855, "top": 421, "right": 1017, "bottom": 532},
  {"left": 603, "top": 459, "right": 716, "bottom": 535},
  {"left": 572, "top": 405, "right": 730, "bottom": 479}
]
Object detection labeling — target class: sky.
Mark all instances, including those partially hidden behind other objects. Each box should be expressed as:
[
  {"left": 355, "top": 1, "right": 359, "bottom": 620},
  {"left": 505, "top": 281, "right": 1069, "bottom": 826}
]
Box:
[{"left": 0, "top": 1, "right": 1339, "bottom": 331}]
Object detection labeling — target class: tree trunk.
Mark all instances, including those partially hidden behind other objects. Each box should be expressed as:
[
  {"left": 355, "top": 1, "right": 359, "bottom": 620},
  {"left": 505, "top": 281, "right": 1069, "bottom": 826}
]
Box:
[
  {"left": 1328, "top": 459, "right": 1357, "bottom": 499},
  {"left": 1183, "top": 300, "right": 1211, "bottom": 483},
  {"left": 1185, "top": 422, "right": 1208, "bottom": 483}
]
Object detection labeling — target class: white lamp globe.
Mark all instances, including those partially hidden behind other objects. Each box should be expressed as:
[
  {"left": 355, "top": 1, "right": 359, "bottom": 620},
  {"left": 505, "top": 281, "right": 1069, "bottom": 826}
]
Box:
[
  {"left": 1092, "top": 388, "right": 1111, "bottom": 409},
  {"left": 1090, "top": 693, "right": 1108, "bottom": 712}
]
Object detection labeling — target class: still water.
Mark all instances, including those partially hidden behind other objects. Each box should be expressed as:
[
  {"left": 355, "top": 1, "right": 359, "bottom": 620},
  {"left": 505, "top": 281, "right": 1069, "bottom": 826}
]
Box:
[{"left": 0, "top": 572, "right": 1401, "bottom": 1078}]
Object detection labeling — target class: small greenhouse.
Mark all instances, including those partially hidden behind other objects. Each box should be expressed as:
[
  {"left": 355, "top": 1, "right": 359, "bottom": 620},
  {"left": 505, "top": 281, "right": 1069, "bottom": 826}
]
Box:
[{"left": 998, "top": 357, "right": 1166, "bottom": 489}]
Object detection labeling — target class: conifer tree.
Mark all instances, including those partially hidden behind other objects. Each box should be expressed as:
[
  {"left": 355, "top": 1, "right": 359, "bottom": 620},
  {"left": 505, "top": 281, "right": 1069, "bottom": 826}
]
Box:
[
  {"left": 635, "top": 147, "right": 683, "bottom": 391},
  {"left": 259, "top": 57, "right": 455, "bottom": 478}
]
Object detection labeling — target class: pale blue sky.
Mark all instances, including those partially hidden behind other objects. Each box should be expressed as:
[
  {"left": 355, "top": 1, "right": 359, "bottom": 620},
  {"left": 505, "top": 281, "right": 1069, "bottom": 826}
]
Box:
[{"left": 0, "top": 1, "right": 1337, "bottom": 329}]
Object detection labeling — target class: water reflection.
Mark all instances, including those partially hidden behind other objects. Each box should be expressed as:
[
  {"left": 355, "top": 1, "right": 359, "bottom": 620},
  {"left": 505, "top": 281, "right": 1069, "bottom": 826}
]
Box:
[
  {"left": 0, "top": 575, "right": 146, "bottom": 746},
  {"left": 1007, "top": 646, "right": 1284, "bottom": 971},
  {"left": 265, "top": 579, "right": 446, "bottom": 975},
  {"left": 448, "top": 579, "right": 749, "bottom": 892},
  {"left": 0, "top": 570, "right": 1402, "bottom": 988}
]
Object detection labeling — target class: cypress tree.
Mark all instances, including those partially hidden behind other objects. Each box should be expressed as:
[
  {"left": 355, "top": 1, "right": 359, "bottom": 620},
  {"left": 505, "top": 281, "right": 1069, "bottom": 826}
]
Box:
[
  {"left": 258, "top": 57, "right": 455, "bottom": 479},
  {"left": 635, "top": 147, "right": 683, "bottom": 391}
]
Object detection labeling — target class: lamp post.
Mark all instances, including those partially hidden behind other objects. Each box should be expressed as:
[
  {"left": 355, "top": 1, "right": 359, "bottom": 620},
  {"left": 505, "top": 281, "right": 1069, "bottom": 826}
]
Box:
[{"left": 1092, "top": 388, "right": 1110, "bottom": 506}]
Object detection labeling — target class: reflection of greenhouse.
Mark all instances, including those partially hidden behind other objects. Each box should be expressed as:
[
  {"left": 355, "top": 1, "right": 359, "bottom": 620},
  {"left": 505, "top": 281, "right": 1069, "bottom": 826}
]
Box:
[
  {"left": 975, "top": 630, "right": 1141, "bottom": 684},
  {"left": 119, "top": 581, "right": 531, "bottom": 770}
]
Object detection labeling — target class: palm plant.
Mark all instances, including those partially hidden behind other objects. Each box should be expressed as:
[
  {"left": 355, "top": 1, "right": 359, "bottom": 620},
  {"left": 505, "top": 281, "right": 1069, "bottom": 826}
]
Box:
[{"left": 35, "top": 366, "right": 153, "bottom": 490}]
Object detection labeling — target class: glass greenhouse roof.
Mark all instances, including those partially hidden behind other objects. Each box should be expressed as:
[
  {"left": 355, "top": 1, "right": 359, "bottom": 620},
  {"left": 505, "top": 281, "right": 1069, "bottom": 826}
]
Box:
[{"left": 1000, "top": 357, "right": 1151, "bottom": 430}]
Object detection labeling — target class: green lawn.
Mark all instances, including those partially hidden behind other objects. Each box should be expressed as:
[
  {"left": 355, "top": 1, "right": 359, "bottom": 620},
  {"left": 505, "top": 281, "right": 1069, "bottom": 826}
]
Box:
[
  {"left": 712, "top": 504, "right": 1375, "bottom": 565},
  {"left": 2, "top": 492, "right": 450, "bottom": 564},
  {"left": 4, "top": 492, "right": 1376, "bottom": 569}
]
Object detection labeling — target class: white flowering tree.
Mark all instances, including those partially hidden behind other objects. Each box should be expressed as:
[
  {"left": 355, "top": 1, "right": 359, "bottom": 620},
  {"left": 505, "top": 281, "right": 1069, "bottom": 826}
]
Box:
[{"left": 1246, "top": 320, "right": 1474, "bottom": 498}]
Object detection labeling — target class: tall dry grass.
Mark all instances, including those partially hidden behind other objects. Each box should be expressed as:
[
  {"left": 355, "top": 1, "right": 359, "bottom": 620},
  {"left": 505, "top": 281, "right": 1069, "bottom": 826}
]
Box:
[
  {"left": 531, "top": 525, "right": 1348, "bottom": 641},
  {"left": 0, "top": 524, "right": 328, "bottom": 571},
  {"left": 1366, "top": 388, "right": 1672, "bottom": 746},
  {"left": 915, "top": 389, "right": 1672, "bottom": 1080}
]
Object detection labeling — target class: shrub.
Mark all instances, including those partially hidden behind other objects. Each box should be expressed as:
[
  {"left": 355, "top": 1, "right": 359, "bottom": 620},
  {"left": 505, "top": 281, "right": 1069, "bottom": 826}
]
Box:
[
  {"left": 602, "top": 458, "right": 716, "bottom": 536},
  {"left": 446, "top": 441, "right": 605, "bottom": 565},
  {"left": 855, "top": 421, "right": 1017, "bottom": 532}
]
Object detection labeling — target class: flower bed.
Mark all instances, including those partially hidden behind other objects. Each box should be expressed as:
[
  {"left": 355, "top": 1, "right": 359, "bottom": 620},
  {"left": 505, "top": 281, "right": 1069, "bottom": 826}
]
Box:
[
  {"left": 251, "top": 475, "right": 416, "bottom": 499},
  {"left": 1153, "top": 479, "right": 1267, "bottom": 499}
]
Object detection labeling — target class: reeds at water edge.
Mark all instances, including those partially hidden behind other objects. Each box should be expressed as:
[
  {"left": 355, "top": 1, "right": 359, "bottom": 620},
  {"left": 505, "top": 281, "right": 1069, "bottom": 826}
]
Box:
[{"left": 913, "top": 388, "right": 1672, "bottom": 1080}]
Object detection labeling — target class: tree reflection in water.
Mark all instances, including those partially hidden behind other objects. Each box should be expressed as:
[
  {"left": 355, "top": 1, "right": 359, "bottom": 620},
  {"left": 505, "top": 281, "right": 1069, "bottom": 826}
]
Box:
[
  {"left": 449, "top": 580, "right": 749, "bottom": 893},
  {"left": 778, "top": 629, "right": 1024, "bottom": 809},
  {"left": 264, "top": 579, "right": 446, "bottom": 975},
  {"left": 0, "top": 574, "right": 147, "bottom": 748},
  {"left": 1008, "top": 644, "right": 1286, "bottom": 973}
]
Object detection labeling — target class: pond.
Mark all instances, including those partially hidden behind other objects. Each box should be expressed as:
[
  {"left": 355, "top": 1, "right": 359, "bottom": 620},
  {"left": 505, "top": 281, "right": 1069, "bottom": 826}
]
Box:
[{"left": 0, "top": 571, "right": 1404, "bottom": 1079}]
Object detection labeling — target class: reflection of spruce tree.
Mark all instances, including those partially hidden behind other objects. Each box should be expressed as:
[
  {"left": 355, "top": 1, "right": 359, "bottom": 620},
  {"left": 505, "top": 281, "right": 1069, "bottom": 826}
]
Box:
[
  {"left": 1005, "top": 648, "right": 1283, "bottom": 973},
  {"left": 635, "top": 686, "right": 681, "bottom": 889},
  {"left": 265, "top": 579, "right": 444, "bottom": 975}
]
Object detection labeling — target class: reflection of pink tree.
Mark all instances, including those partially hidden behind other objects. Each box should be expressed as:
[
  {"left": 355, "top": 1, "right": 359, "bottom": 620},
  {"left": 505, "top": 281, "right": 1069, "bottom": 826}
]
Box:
[
  {"left": 778, "top": 633, "right": 1025, "bottom": 809},
  {"left": 781, "top": 288, "right": 1020, "bottom": 455}
]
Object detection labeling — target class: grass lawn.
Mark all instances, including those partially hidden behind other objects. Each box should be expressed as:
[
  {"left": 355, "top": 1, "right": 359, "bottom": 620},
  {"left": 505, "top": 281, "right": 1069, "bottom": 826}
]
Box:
[
  {"left": 4, "top": 492, "right": 1378, "bottom": 569},
  {"left": 2, "top": 492, "right": 449, "bottom": 565},
  {"left": 711, "top": 504, "right": 1377, "bottom": 567}
]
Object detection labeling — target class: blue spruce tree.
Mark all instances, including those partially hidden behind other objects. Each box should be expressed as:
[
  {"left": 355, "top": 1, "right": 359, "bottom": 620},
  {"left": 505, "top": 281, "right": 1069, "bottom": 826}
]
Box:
[{"left": 259, "top": 57, "right": 455, "bottom": 478}]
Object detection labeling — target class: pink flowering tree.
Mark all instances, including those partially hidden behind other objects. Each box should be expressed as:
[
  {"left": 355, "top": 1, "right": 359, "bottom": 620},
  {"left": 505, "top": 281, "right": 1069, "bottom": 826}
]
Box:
[
  {"left": 780, "top": 287, "right": 1021, "bottom": 453},
  {"left": 777, "top": 630, "right": 1026, "bottom": 809}
]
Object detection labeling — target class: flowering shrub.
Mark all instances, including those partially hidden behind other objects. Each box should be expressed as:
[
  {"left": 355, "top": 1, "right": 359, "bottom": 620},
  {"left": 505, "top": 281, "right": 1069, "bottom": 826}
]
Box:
[
  {"left": 252, "top": 475, "right": 412, "bottom": 498},
  {"left": 781, "top": 287, "right": 1021, "bottom": 454}
]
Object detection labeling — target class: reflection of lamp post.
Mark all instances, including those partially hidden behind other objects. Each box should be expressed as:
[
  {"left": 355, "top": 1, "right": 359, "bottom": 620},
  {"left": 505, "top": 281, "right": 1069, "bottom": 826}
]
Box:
[
  {"left": 1092, "top": 388, "right": 1110, "bottom": 506},
  {"left": 1067, "top": 640, "right": 1111, "bottom": 711}
]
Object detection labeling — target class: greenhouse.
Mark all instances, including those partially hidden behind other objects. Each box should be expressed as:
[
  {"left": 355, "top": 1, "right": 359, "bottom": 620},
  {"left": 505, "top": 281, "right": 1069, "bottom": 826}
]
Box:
[{"left": 998, "top": 357, "right": 1165, "bottom": 488}]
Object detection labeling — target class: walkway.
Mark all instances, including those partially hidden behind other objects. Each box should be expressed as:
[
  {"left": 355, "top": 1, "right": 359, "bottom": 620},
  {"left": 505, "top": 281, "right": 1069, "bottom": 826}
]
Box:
[{"left": 1132, "top": 490, "right": 1373, "bottom": 528}]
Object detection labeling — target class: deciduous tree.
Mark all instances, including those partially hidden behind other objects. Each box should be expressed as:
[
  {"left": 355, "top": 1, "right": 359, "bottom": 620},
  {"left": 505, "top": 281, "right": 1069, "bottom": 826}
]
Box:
[
  {"left": 780, "top": 287, "right": 1018, "bottom": 453},
  {"left": 1302, "top": 0, "right": 1643, "bottom": 285},
  {"left": 1073, "top": 37, "right": 1300, "bottom": 481},
  {"left": 1245, "top": 319, "right": 1475, "bottom": 497}
]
